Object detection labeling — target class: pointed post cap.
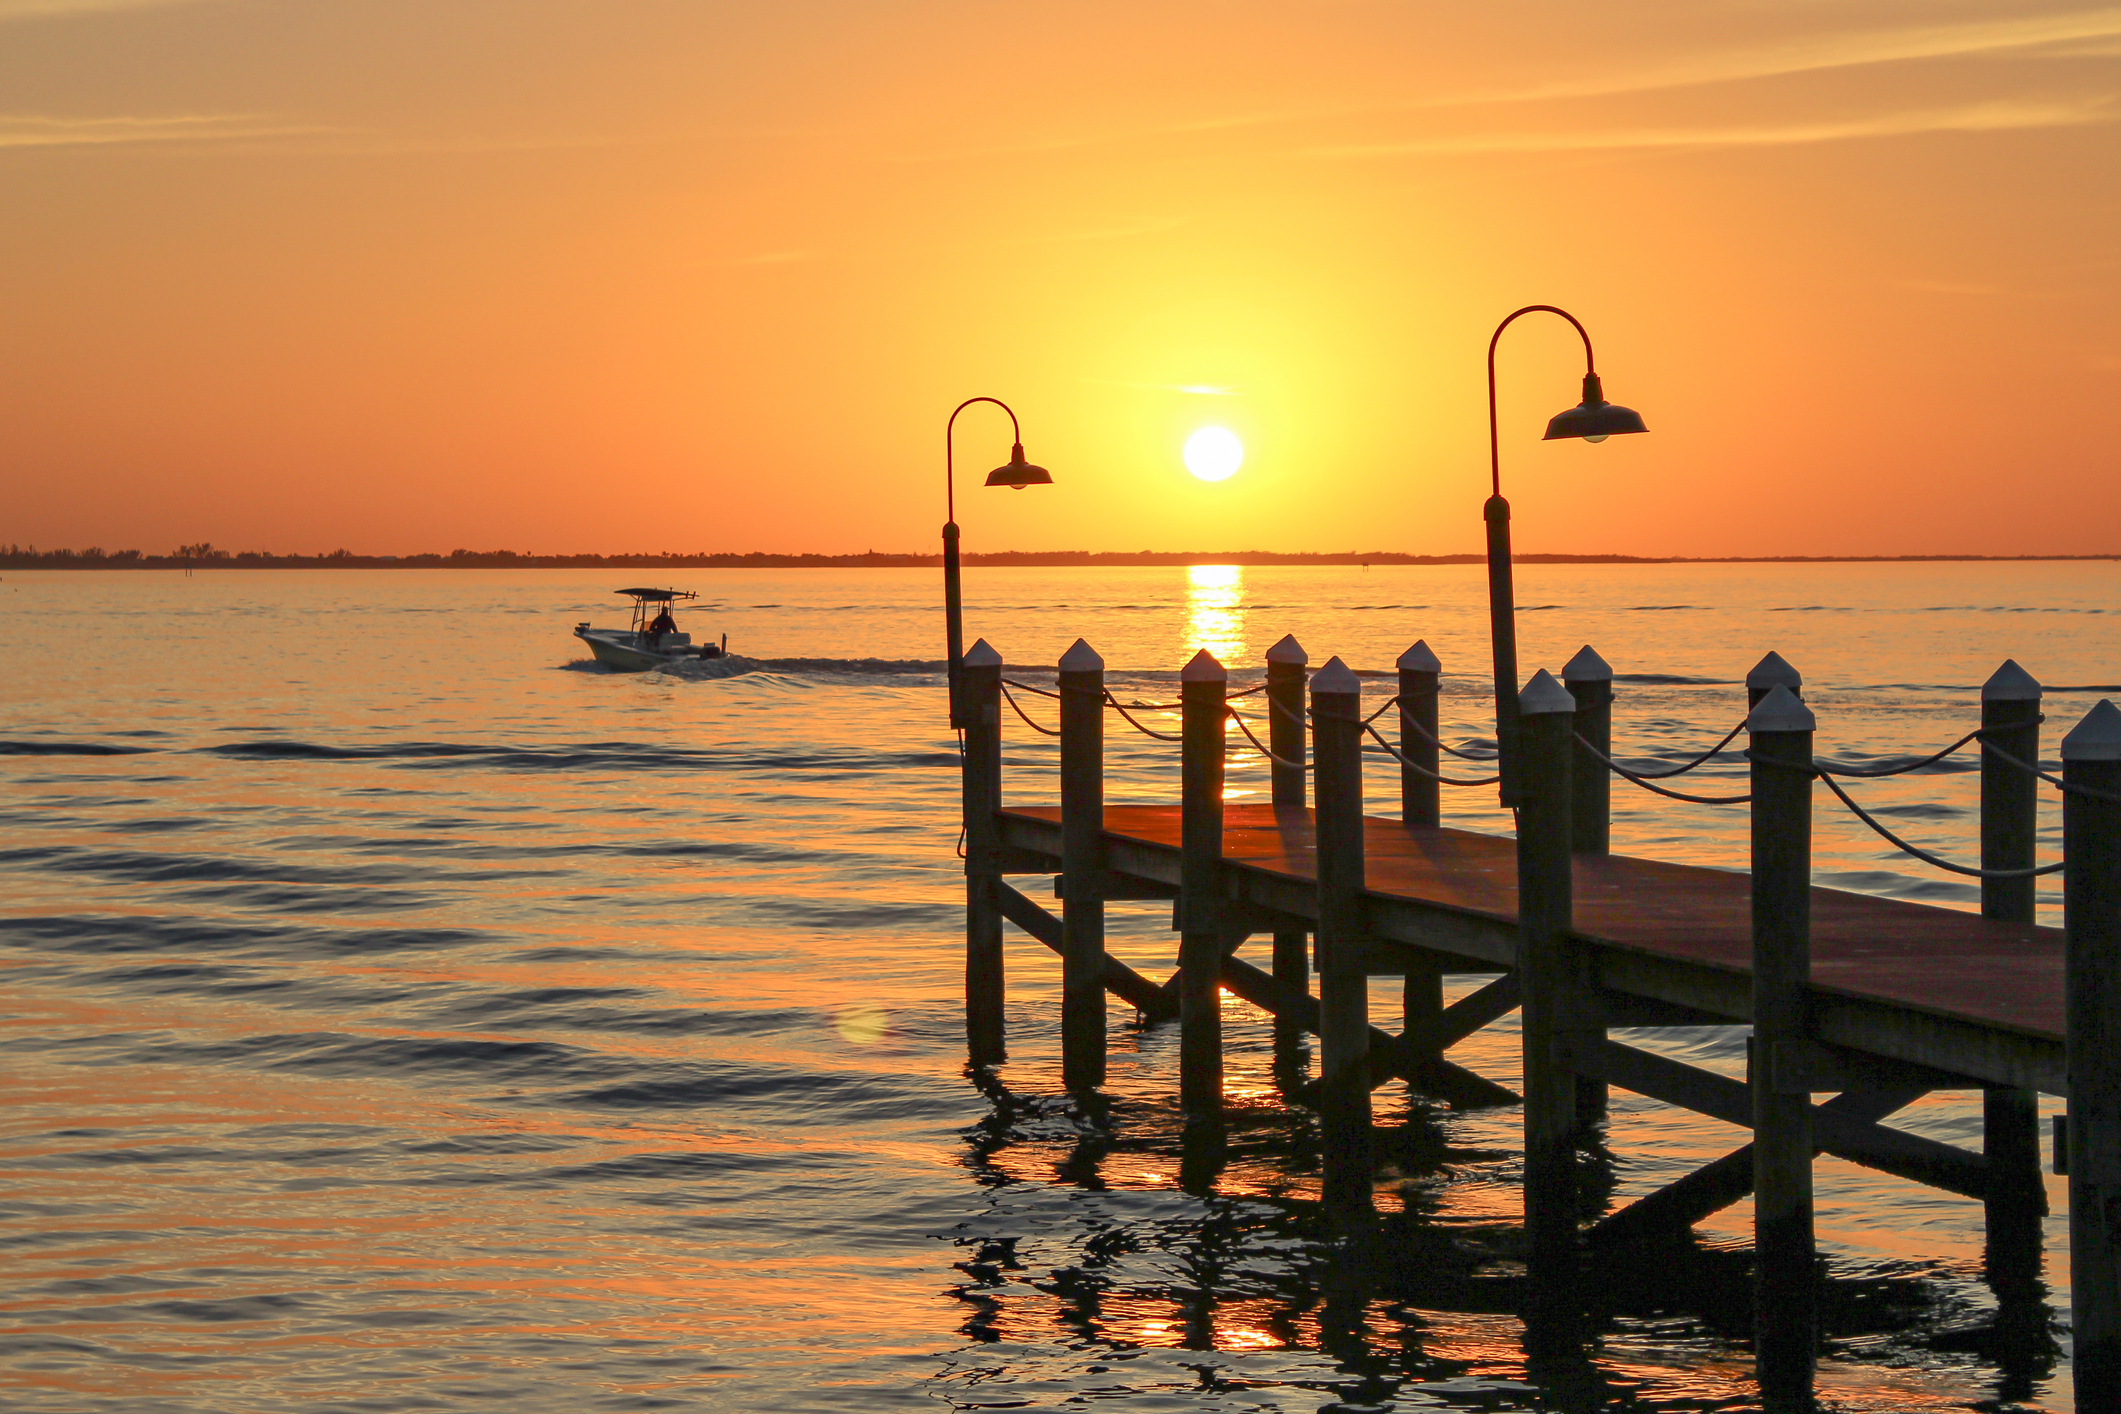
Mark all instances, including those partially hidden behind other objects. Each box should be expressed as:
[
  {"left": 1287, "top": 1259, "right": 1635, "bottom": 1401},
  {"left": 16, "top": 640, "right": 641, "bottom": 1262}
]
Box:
[
  {"left": 1058, "top": 638, "right": 1104, "bottom": 673},
  {"left": 1982, "top": 659, "right": 2042, "bottom": 701},
  {"left": 1518, "top": 668, "right": 1575, "bottom": 715},
  {"left": 1746, "top": 651, "right": 1802, "bottom": 691},
  {"left": 1562, "top": 645, "right": 1612, "bottom": 682},
  {"left": 1265, "top": 634, "right": 1308, "bottom": 666},
  {"left": 2062, "top": 700, "right": 2121, "bottom": 761},
  {"left": 1397, "top": 639, "right": 1441, "bottom": 673},
  {"left": 1748, "top": 683, "right": 1816, "bottom": 733},
  {"left": 1310, "top": 655, "right": 1360, "bottom": 695},
  {"left": 1180, "top": 648, "right": 1226, "bottom": 682},
  {"left": 962, "top": 638, "right": 1003, "bottom": 668}
]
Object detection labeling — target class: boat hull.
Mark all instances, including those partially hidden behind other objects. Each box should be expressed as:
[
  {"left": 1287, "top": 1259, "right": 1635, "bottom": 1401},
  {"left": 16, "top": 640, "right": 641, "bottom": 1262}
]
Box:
[{"left": 575, "top": 627, "right": 696, "bottom": 671}]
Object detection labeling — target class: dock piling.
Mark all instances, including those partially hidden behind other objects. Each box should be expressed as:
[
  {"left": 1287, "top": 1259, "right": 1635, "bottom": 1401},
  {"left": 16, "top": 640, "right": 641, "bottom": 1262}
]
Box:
[
  {"left": 1311, "top": 655, "right": 1372, "bottom": 1212},
  {"left": 1563, "top": 646, "right": 1613, "bottom": 855},
  {"left": 1179, "top": 649, "right": 1229, "bottom": 1121},
  {"left": 962, "top": 638, "right": 1007, "bottom": 1066},
  {"left": 1515, "top": 669, "right": 1583, "bottom": 1261},
  {"left": 1058, "top": 638, "right": 1107, "bottom": 1090},
  {"left": 2064, "top": 699, "right": 2121, "bottom": 1404},
  {"left": 1397, "top": 640, "right": 1442, "bottom": 829},
  {"left": 1980, "top": 660, "right": 2048, "bottom": 1286},
  {"left": 1748, "top": 681, "right": 1818, "bottom": 1409},
  {"left": 1747, "top": 651, "right": 1802, "bottom": 709},
  {"left": 1561, "top": 645, "right": 1614, "bottom": 1122},
  {"left": 1266, "top": 636, "right": 1312, "bottom": 1001}
]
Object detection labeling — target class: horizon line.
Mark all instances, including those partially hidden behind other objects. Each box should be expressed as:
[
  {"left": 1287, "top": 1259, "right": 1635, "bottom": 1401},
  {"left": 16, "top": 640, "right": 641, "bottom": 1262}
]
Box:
[{"left": 5, "top": 547, "right": 2120, "bottom": 568}]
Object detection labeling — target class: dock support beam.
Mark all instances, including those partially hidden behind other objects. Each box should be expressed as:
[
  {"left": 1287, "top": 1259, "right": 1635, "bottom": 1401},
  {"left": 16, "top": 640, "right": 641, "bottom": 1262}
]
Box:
[
  {"left": 1980, "top": 661, "right": 2047, "bottom": 1294},
  {"left": 1563, "top": 645, "right": 1612, "bottom": 855},
  {"left": 1749, "top": 683, "right": 1817, "bottom": 1410},
  {"left": 1179, "top": 649, "right": 1228, "bottom": 1121},
  {"left": 1312, "top": 656, "right": 1371, "bottom": 1213},
  {"left": 962, "top": 639, "right": 1007, "bottom": 1066},
  {"left": 1059, "top": 639, "right": 1107, "bottom": 1091},
  {"left": 1397, "top": 640, "right": 1441, "bottom": 828},
  {"left": 1265, "top": 636, "right": 1311, "bottom": 1004},
  {"left": 2064, "top": 699, "right": 2121, "bottom": 1407},
  {"left": 1515, "top": 671, "right": 1583, "bottom": 1263},
  {"left": 1562, "top": 645, "right": 1613, "bottom": 1124}
]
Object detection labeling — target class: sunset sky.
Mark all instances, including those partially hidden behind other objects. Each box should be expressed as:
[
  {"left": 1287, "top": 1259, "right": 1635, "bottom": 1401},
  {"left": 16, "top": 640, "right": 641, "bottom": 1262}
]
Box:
[{"left": 3, "top": 0, "right": 2117, "bottom": 557}]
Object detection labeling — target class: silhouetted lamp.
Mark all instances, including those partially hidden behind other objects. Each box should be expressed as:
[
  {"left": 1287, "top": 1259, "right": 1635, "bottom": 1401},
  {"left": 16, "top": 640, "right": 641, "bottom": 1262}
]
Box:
[
  {"left": 945, "top": 397, "right": 1053, "bottom": 726},
  {"left": 1483, "top": 306, "right": 1646, "bottom": 801}
]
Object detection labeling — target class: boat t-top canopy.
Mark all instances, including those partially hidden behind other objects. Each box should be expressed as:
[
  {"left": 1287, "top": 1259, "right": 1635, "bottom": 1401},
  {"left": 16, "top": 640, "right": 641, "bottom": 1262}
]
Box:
[{"left": 613, "top": 588, "right": 698, "bottom": 602}]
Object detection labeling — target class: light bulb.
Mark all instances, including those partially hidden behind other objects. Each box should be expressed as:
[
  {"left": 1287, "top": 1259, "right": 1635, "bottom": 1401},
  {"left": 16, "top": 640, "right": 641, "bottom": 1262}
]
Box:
[{"left": 1582, "top": 433, "right": 1608, "bottom": 444}]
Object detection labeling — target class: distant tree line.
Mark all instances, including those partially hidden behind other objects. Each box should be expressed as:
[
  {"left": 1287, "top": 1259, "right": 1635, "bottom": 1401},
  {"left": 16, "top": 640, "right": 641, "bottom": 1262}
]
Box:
[{"left": 2, "top": 544, "right": 2115, "bottom": 570}]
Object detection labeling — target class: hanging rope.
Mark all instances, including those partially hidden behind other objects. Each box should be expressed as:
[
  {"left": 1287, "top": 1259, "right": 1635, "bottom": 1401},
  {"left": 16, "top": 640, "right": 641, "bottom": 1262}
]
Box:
[
  {"left": 1813, "top": 768, "right": 2064, "bottom": 879},
  {"left": 1978, "top": 737, "right": 2121, "bottom": 805},
  {"left": 1361, "top": 721, "right": 1501, "bottom": 787},
  {"left": 1225, "top": 707, "right": 1310, "bottom": 771},
  {"left": 997, "top": 682, "right": 1062, "bottom": 736},
  {"left": 1812, "top": 729, "right": 1982, "bottom": 779},
  {"left": 1594, "top": 720, "right": 1747, "bottom": 779},
  {"left": 1102, "top": 691, "right": 1185, "bottom": 742},
  {"left": 1000, "top": 678, "right": 1061, "bottom": 699},
  {"left": 1576, "top": 733, "right": 1752, "bottom": 805},
  {"left": 1393, "top": 709, "right": 1501, "bottom": 763}
]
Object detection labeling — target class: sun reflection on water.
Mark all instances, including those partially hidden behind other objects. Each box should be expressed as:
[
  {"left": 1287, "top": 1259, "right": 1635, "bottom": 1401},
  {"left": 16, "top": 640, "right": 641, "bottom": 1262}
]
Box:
[{"left": 1182, "top": 564, "right": 1245, "bottom": 665}]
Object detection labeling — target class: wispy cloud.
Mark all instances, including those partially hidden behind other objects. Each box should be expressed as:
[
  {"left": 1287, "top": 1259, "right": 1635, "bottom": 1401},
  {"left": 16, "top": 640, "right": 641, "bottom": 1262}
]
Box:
[
  {"left": 1464, "top": 7, "right": 2121, "bottom": 105},
  {"left": 0, "top": 0, "right": 211, "bottom": 19},
  {"left": 1309, "top": 97, "right": 2116, "bottom": 159},
  {"left": 1898, "top": 278, "right": 2008, "bottom": 296},
  {"left": 1080, "top": 377, "right": 1242, "bottom": 396},
  {"left": 0, "top": 113, "right": 321, "bottom": 148}
]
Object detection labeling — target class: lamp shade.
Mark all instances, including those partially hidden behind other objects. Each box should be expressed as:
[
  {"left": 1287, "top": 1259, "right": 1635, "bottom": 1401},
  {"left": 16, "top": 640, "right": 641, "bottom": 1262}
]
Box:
[
  {"left": 984, "top": 443, "right": 1053, "bottom": 489},
  {"left": 1542, "top": 373, "right": 1646, "bottom": 441}
]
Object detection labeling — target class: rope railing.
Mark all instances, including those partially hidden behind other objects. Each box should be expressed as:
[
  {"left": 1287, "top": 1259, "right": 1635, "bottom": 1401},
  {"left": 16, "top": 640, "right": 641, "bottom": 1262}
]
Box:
[
  {"left": 1225, "top": 708, "right": 1309, "bottom": 771},
  {"left": 1576, "top": 733, "right": 1753, "bottom": 805},
  {"left": 1394, "top": 709, "right": 1501, "bottom": 763},
  {"left": 992, "top": 665, "right": 2110, "bottom": 883},
  {"left": 1594, "top": 720, "right": 1747, "bottom": 778},
  {"left": 1812, "top": 729, "right": 1982, "bottom": 779},
  {"left": 1813, "top": 767, "right": 2064, "bottom": 880},
  {"left": 1979, "top": 737, "right": 2121, "bottom": 805},
  {"left": 997, "top": 682, "right": 1062, "bottom": 736},
  {"left": 1362, "top": 721, "right": 1502, "bottom": 787},
  {"left": 1102, "top": 691, "right": 1185, "bottom": 743}
]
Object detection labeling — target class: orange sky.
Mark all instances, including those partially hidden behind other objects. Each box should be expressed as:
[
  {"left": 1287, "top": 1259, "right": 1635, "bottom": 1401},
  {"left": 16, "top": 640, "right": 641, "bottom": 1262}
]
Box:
[{"left": 2, "top": 1, "right": 2116, "bottom": 557}]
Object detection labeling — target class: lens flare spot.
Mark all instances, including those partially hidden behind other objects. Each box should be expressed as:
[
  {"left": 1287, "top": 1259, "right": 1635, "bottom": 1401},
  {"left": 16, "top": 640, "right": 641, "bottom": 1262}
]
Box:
[
  {"left": 834, "top": 1004, "right": 889, "bottom": 1046},
  {"left": 1183, "top": 427, "right": 1244, "bottom": 482}
]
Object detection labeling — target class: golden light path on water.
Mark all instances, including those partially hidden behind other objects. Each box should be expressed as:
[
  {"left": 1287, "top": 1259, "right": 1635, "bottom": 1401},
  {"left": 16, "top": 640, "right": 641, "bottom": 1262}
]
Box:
[{"left": 0, "top": 564, "right": 2112, "bottom": 1411}]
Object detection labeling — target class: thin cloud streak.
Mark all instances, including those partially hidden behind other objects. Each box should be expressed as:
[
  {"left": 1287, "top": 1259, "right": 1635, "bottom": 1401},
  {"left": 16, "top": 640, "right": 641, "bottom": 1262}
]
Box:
[
  {"left": 0, "top": 114, "right": 322, "bottom": 148},
  {"left": 1309, "top": 97, "right": 2117, "bottom": 159},
  {"left": 0, "top": 0, "right": 210, "bottom": 18},
  {"left": 1463, "top": 7, "right": 2121, "bottom": 105}
]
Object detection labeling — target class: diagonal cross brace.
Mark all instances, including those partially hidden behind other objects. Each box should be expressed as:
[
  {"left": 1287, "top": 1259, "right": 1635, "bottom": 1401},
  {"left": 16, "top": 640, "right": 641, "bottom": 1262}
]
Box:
[
  {"left": 1216, "top": 956, "right": 1517, "bottom": 1109},
  {"left": 1591, "top": 1086, "right": 1929, "bottom": 1245},
  {"left": 994, "top": 880, "right": 1175, "bottom": 1020},
  {"left": 991, "top": 881, "right": 1514, "bottom": 1108},
  {"left": 1586, "top": 1039, "right": 1988, "bottom": 1201}
]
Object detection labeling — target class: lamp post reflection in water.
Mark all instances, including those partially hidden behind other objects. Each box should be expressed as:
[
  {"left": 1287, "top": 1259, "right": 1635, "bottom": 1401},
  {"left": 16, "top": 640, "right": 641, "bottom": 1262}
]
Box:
[{"left": 1182, "top": 564, "right": 1247, "bottom": 664}]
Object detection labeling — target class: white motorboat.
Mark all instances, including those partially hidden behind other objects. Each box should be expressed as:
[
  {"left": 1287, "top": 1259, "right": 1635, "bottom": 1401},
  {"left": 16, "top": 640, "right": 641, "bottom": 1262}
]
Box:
[{"left": 573, "top": 588, "right": 727, "bottom": 671}]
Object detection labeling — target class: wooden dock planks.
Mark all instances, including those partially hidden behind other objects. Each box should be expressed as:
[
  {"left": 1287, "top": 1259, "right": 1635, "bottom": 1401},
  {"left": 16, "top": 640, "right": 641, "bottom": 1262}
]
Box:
[{"left": 997, "top": 802, "right": 2067, "bottom": 1089}]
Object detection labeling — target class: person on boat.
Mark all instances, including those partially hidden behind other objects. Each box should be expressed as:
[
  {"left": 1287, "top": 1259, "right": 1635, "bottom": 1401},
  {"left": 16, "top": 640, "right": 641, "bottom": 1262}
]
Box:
[{"left": 645, "top": 608, "right": 676, "bottom": 645}]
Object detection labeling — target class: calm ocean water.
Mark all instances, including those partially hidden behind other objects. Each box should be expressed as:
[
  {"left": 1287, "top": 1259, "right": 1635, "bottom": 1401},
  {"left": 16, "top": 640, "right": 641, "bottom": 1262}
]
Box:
[{"left": 2, "top": 562, "right": 2116, "bottom": 1413}]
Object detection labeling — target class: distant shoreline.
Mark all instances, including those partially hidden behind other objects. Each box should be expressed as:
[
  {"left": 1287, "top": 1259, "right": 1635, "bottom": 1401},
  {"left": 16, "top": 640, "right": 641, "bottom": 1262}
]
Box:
[{"left": 4, "top": 549, "right": 2118, "bottom": 570}]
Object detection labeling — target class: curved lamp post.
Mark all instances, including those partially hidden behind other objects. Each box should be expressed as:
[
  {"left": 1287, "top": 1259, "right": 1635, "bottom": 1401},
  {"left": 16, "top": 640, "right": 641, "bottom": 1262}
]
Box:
[
  {"left": 945, "top": 396, "right": 1052, "bottom": 727},
  {"left": 1484, "top": 306, "right": 1646, "bottom": 802}
]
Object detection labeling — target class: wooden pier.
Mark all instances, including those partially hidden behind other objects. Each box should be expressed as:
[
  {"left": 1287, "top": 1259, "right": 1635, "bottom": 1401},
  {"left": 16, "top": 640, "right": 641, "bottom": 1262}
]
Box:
[{"left": 952, "top": 635, "right": 2121, "bottom": 1411}]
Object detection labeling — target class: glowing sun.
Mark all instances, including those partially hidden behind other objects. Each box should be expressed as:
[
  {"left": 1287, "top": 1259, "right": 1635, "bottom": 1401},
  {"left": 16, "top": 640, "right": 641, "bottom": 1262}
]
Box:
[{"left": 1183, "top": 427, "right": 1244, "bottom": 482}]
